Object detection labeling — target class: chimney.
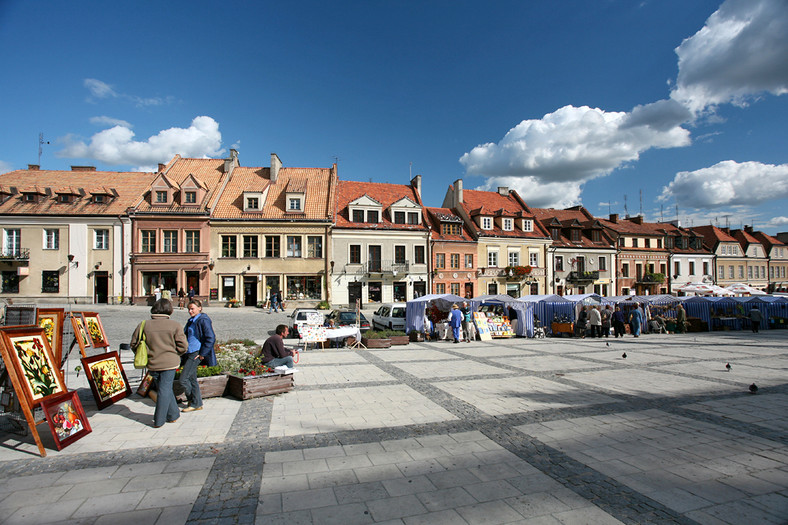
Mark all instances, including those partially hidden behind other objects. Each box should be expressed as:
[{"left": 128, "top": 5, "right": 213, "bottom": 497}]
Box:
[
  {"left": 628, "top": 215, "right": 643, "bottom": 225},
  {"left": 224, "top": 149, "right": 239, "bottom": 174},
  {"left": 28, "top": 164, "right": 40, "bottom": 171},
  {"left": 158, "top": 163, "right": 166, "bottom": 173},
  {"left": 455, "top": 178, "right": 463, "bottom": 205},
  {"left": 498, "top": 186, "right": 509, "bottom": 196},
  {"left": 744, "top": 225, "right": 754, "bottom": 234},
  {"left": 411, "top": 174, "right": 421, "bottom": 200},
  {"left": 270, "top": 153, "right": 282, "bottom": 182},
  {"left": 609, "top": 213, "right": 618, "bottom": 223},
  {"left": 71, "top": 166, "right": 96, "bottom": 171}
]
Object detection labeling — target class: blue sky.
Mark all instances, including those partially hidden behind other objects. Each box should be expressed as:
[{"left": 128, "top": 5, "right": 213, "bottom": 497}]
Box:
[{"left": 1, "top": 0, "right": 787, "bottom": 233}]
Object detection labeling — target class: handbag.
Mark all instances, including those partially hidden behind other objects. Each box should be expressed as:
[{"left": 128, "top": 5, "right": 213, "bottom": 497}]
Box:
[{"left": 133, "top": 320, "right": 149, "bottom": 369}]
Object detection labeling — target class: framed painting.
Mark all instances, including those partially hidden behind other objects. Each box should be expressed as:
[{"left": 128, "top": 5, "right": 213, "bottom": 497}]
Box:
[
  {"left": 81, "top": 351, "right": 131, "bottom": 409},
  {"left": 37, "top": 308, "right": 65, "bottom": 365},
  {"left": 41, "top": 390, "right": 92, "bottom": 450},
  {"left": 0, "top": 326, "right": 67, "bottom": 409},
  {"left": 70, "top": 313, "right": 92, "bottom": 356},
  {"left": 81, "top": 312, "right": 109, "bottom": 348}
]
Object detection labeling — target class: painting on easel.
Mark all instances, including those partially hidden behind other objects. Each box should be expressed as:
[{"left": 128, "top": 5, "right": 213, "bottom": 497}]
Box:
[
  {"left": 37, "top": 308, "right": 65, "bottom": 365},
  {"left": 0, "top": 326, "right": 67, "bottom": 409}
]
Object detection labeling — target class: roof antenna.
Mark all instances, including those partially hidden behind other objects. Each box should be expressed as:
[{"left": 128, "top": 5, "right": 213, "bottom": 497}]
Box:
[
  {"left": 38, "top": 132, "right": 50, "bottom": 166},
  {"left": 623, "top": 195, "right": 629, "bottom": 218},
  {"left": 660, "top": 204, "right": 664, "bottom": 222},
  {"left": 409, "top": 161, "right": 412, "bottom": 179},
  {"left": 639, "top": 189, "right": 643, "bottom": 217}
]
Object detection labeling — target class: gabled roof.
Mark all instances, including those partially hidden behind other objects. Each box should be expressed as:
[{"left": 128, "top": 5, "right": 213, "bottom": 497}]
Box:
[
  {"left": 424, "top": 207, "right": 474, "bottom": 242},
  {"left": 530, "top": 205, "right": 613, "bottom": 248},
  {"left": 690, "top": 225, "right": 738, "bottom": 248},
  {"left": 132, "top": 156, "right": 226, "bottom": 214},
  {"left": 0, "top": 167, "right": 155, "bottom": 216},
  {"left": 751, "top": 231, "right": 786, "bottom": 253},
  {"left": 458, "top": 188, "right": 548, "bottom": 239},
  {"left": 335, "top": 180, "right": 426, "bottom": 231},
  {"left": 597, "top": 215, "right": 666, "bottom": 236},
  {"left": 731, "top": 228, "right": 763, "bottom": 250}
]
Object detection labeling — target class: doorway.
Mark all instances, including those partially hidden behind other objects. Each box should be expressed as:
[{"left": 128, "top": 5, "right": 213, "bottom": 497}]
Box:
[
  {"left": 186, "top": 271, "right": 200, "bottom": 295},
  {"left": 94, "top": 272, "right": 109, "bottom": 303},
  {"left": 348, "top": 282, "right": 362, "bottom": 309},
  {"left": 368, "top": 281, "right": 382, "bottom": 303},
  {"left": 244, "top": 277, "right": 258, "bottom": 306},
  {"left": 464, "top": 282, "right": 474, "bottom": 298}
]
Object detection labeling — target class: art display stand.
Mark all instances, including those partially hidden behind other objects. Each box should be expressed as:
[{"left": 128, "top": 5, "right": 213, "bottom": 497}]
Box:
[
  {"left": 347, "top": 300, "right": 367, "bottom": 349},
  {"left": 472, "top": 312, "right": 492, "bottom": 341}
]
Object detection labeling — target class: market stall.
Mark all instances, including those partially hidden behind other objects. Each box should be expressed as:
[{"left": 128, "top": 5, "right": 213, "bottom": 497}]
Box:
[
  {"left": 515, "top": 294, "right": 573, "bottom": 337},
  {"left": 405, "top": 294, "right": 466, "bottom": 335},
  {"left": 469, "top": 294, "right": 530, "bottom": 337}
]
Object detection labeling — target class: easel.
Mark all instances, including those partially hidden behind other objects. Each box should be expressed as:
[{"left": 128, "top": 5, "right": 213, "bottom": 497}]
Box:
[{"left": 347, "top": 299, "right": 367, "bottom": 350}]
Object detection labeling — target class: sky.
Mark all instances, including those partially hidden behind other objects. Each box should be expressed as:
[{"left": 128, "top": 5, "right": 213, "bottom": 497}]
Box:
[{"left": 1, "top": 0, "right": 787, "bottom": 233}]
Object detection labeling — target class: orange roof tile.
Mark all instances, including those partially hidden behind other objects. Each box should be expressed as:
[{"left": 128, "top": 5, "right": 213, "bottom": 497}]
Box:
[
  {"left": 425, "top": 207, "right": 474, "bottom": 242},
  {"left": 334, "top": 180, "right": 427, "bottom": 231},
  {"left": 458, "top": 188, "right": 549, "bottom": 239}
]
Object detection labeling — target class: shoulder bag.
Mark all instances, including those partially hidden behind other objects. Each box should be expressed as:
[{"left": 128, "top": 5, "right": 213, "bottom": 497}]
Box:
[{"left": 134, "top": 320, "right": 149, "bottom": 369}]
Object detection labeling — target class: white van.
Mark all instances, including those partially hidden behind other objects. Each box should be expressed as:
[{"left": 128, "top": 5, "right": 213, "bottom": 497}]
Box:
[{"left": 372, "top": 303, "right": 407, "bottom": 331}]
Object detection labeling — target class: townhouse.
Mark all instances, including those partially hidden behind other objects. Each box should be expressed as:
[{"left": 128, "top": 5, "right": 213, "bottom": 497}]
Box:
[
  {"left": 658, "top": 222, "right": 714, "bottom": 293},
  {"left": 691, "top": 225, "right": 746, "bottom": 289},
  {"left": 443, "top": 181, "right": 551, "bottom": 297},
  {"left": 751, "top": 231, "right": 788, "bottom": 293},
  {"left": 424, "top": 207, "right": 478, "bottom": 298},
  {"left": 531, "top": 206, "right": 617, "bottom": 296},
  {"left": 731, "top": 226, "right": 769, "bottom": 291},
  {"left": 0, "top": 165, "right": 155, "bottom": 303},
  {"left": 330, "top": 177, "right": 429, "bottom": 307}
]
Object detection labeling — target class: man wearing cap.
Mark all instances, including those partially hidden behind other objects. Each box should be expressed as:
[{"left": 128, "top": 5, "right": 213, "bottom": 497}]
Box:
[{"left": 449, "top": 303, "right": 463, "bottom": 343}]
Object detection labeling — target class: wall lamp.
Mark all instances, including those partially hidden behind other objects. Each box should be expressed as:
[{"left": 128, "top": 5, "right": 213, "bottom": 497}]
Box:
[
  {"left": 208, "top": 259, "right": 215, "bottom": 270},
  {"left": 94, "top": 261, "right": 102, "bottom": 270},
  {"left": 67, "top": 254, "right": 78, "bottom": 268}
]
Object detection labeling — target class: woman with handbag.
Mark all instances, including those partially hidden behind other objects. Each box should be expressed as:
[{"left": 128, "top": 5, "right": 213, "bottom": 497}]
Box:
[
  {"left": 131, "top": 298, "right": 188, "bottom": 428},
  {"left": 180, "top": 299, "right": 217, "bottom": 412}
]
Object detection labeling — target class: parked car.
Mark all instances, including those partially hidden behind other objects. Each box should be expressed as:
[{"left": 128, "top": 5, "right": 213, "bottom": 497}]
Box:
[
  {"left": 324, "top": 309, "right": 371, "bottom": 331},
  {"left": 288, "top": 308, "right": 323, "bottom": 338},
  {"left": 372, "top": 303, "right": 407, "bottom": 330}
]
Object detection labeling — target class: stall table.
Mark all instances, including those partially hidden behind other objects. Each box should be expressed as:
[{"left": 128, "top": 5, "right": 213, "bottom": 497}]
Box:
[{"left": 551, "top": 322, "right": 574, "bottom": 337}]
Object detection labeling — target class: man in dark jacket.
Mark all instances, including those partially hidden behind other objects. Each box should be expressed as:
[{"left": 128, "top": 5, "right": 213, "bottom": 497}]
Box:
[{"left": 261, "top": 324, "right": 295, "bottom": 368}]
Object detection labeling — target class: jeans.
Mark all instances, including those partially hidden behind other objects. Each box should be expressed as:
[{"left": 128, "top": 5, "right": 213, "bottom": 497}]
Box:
[
  {"left": 268, "top": 301, "right": 280, "bottom": 313},
  {"left": 266, "top": 356, "right": 294, "bottom": 368},
  {"left": 151, "top": 369, "right": 180, "bottom": 427},
  {"left": 179, "top": 353, "right": 203, "bottom": 409}
]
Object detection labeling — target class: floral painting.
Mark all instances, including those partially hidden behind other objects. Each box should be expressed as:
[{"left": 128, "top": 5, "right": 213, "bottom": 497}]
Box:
[
  {"left": 71, "top": 314, "right": 91, "bottom": 354},
  {"left": 42, "top": 391, "right": 92, "bottom": 450},
  {"left": 82, "top": 312, "right": 109, "bottom": 348},
  {"left": 37, "top": 308, "right": 64, "bottom": 365},
  {"left": 7, "top": 332, "right": 66, "bottom": 404},
  {"left": 81, "top": 351, "right": 131, "bottom": 409}
]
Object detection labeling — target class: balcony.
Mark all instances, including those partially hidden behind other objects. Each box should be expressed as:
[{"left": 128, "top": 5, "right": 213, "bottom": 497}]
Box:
[
  {"left": 566, "top": 270, "right": 599, "bottom": 283},
  {"left": 636, "top": 273, "right": 665, "bottom": 284},
  {"left": 358, "top": 260, "right": 410, "bottom": 275},
  {"left": 0, "top": 248, "right": 30, "bottom": 261}
]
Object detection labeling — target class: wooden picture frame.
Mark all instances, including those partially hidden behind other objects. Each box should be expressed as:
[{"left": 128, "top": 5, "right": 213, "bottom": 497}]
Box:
[
  {"left": 70, "top": 313, "right": 92, "bottom": 357},
  {"left": 37, "top": 308, "right": 65, "bottom": 366},
  {"left": 81, "top": 312, "right": 109, "bottom": 348},
  {"left": 81, "top": 351, "right": 131, "bottom": 409},
  {"left": 0, "top": 326, "right": 68, "bottom": 409},
  {"left": 41, "top": 390, "right": 92, "bottom": 450}
]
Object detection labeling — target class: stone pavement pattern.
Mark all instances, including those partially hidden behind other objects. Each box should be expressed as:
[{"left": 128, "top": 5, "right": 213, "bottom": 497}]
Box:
[{"left": 0, "top": 305, "right": 786, "bottom": 524}]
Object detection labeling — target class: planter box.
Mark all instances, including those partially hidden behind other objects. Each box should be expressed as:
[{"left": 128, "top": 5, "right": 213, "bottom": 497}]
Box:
[
  {"left": 362, "top": 337, "right": 391, "bottom": 348},
  {"left": 172, "top": 374, "right": 229, "bottom": 399},
  {"left": 409, "top": 332, "right": 425, "bottom": 342},
  {"left": 226, "top": 373, "right": 294, "bottom": 400},
  {"left": 389, "top": 335, "right": 409, "bottom": 346}
]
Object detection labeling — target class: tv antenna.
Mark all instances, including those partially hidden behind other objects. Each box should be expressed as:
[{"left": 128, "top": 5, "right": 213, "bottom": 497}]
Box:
[
  {"left": 623, "top": 195, "right": 629, "bottom": 218},
  {"left": 639, "top": 189, "right": 643, "bottom": 217},
  {"left": 38, "top": 132, "right": 50, "bottom": 166}
]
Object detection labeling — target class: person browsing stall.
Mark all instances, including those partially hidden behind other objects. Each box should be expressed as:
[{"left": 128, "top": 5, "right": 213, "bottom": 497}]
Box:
[
  {"left": 180, "top": 299, "right": 216, "bottom": 413},
  {"left": 261, "top": 324, "right": 296, "bottom": 368},
  {"left": 449, "top": 303, "right": 463, "bottom": 343}
]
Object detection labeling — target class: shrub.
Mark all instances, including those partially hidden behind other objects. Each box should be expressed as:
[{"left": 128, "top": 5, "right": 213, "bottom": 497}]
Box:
[
  {"left": 363, "top": 330, "right": 391, "bottom": 339},
  {"left": 316, "top": 300, "right": 331, "bottom": 310}
]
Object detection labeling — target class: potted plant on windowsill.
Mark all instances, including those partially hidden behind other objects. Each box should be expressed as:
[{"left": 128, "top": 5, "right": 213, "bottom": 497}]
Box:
[{"left": 361, "top": 330, "right": 392, "bottom": 348}]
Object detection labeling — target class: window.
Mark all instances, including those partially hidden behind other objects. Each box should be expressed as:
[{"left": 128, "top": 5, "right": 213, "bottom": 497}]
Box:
[
  {"left": 307, "top": 236, "right": 323, "bottom": 258},
  {"left": 598, "top": 256, "right": 606, "bottom": 271},
  {"left": 352, "top": 210, "right": 365, "bottom": 223},
  {"left": 770, "top": 266, "right": 774, "bottom": 279},
  {"left": 163, "top": 231, "right": 178, "bottom": 253},
  {"left": 286, "top": 236, "right": 302, "bottom": 257},
  {"left": 222, "top": 235, "right": 237, "bottom": 258},
  {"left": 465, "top": 254, "right": 473, "bottom": 268},
  {"left": 185, "top": 231, "right": 200, "bottom": 252},
  {"left": 555, "top": 256, "right": 564, "bottom": 271},
  {"left": 435, "top": 282, "right": 446, "bottom": 294},
  {"left": 265, "top": 236, "right": 280, "bottom": 258},
  {"left": 367, "top": 210, "right": 379, "bottom": 223},
  {"left": 42, "top": 271, "right": 59, "bottom": 293},
  {"left": 592, "top": 230, "right": 601, "bottom": 242},
  {"left": 571, "top": 229, "right": 581, "bottom": 242},
  {"left": 243, "top": 235, "right": 258, "bottom": 258},
  {"left": 551, "top": 228, "right": 561, "bottom": 240},
  {"left": 407, "top": 212, "right": 419, "bottom": 225},
  {"left": 508, "top": 251, "right": 519, "bottom": 266},
  {"left": 450, "top": 253, "right": 460, "bottom": 269},
  {"left": 415, "top": 245, "right": 425, "bottom": 264},
  {"left": 436, "top": 253, "right": 446, "bottom": 269},
  {"left": 289, "top": 198, "right": 301, "bottom": 211},
  {"left": 450, "top": 283, "right": 460, "bottom": 296},
  {"left": 349, "top": 245, "right": 361, "bottom": 264},
  {"left": 95, "top": 229, "right": 109, "bottom": 250},
  {"left": 674, "top": 261, "right": 681, "bottom": 276},
  {"left": 185, "top": 191, "right": 197, "bottom": 204},
  {"left": 44, "top": 229, "right": 59, "bottom": 250},
  {"left": 394, "top": 211, "right": 405, "bottom": 224},
  {"left": 1, "top": 271, "right": 19, "bottom": 293},
  {"left": 24, "top": 193, "right": 37, "bottom": 202},
  {"left": 632, "top": 238, "right": 638, "bottom": 248},
  {"left": 621, "top": 263, "right": 629, "bottom": 277},
  {"left": 395, "top": 246, "right": 406, "bottom": 264},
  {"left": 442, "top": 223, "right": 461, "bottom": 235},
  {"left": 748, "top": 266, "right": 753, "bottom": 279},
  {"left": 732, "top": 245, "right": 738, "bottom": 255},
  {"left": 703, "top": 262, "right": 709, "bottom": 275},
  {"left": 657, "top": 239, "right": 663, "bottom": 249},
  {"left": 729, "top": 265, "right": 734, "bottom": 279},
  {"left": 503, "top": 218, "right": 513, "bottom": 231},
  {"left": 246, "top": 197, "right": 259, "bottom": 209},
  {"left": 141, "top": 230, "right": 156, "bottom": 253},
  {"left": 618, "top": 237, "right": 625, "bottom": 247},
  {"left": 93, "top": 194, "right": 106, "bottom": 204},
  {"left": 645, "top": 238, "right": 651, "bottom": 248},
  {"left": 689, "top": 261, "right": 695, "bottom": 275},
  {"left": 482, "top": 217, "right": 492, "bottom": 230},
  {"left": 4, "top": 229, "right": 20, "bottom": 256},
  {"left": 487, "top": 250, "right": 498, "bottom": 267},
  {"left": 155, "top": 190, "right": 168, "bottom": 203},
  {"left": 530, "top": 252, "right": 538, "bottom": 267},
  {"left": 59, "top": 194, "right": 71, "bottom": 203},
  {"left": 739, "top": 265, "right": 744, "bottom": 279},
  {"left": 522, "top": 220, "right": 533, "bottom": 232}
]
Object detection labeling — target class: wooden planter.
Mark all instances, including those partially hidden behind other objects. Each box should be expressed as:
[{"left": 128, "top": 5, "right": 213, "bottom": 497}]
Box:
[
  {"left": 362, "top": 337, "right": 392, "bottom": 348},
  {"left": 389, "top": 335, "right": 409, "bottom": 346},
  {"left": 172, "top": 374, "right": 229, "bottom": 399},
  {"left": 409, "top": 332, "right": 425, "bottom": 342},
  {"left": 226, "top": 373, "right": 294, "bottom": 400}
]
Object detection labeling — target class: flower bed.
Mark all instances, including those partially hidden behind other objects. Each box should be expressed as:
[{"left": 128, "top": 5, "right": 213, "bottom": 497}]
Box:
[{"left": 226, "top": 373, "right": 294, "bottom": 400}]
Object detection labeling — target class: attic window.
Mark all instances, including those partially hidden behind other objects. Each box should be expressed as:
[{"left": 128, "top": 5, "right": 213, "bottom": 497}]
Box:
[
  {"left": 571, "top": 229, "right": 581, "bottom": 242},
  {"left": 23, "top": 194, "right": 37, "bottom": 202},
  {"left": 551, "top": 228, "right": 560, "bottom": 240},
  {"left": 394, "top": 211, "right": 405, "bottom": 224},
  {"left": 502, "top": 218, "right": 513, "bottom": 231},
  {"left": 442, "top": 223, "right": 461, "bottom": 235},
  {"left": 247, "top": 197, "right": 259, "bottom": 209},
  {"left": 58, "top": 194, "right": 71, "bottom": 204},
  {"left": 481, "top": 217, "right": 492, "bottom": 230},
  {"left": 288, "top": 198, "right": 302, "bottom": 211},
  {"left": 184, "top": 191, "right": 197, "bottom": 204},
  {"left": 93, "top": 194, "right": 106, "bottom": 204},
  {"left": 592, "top": 230, "right": 601, "bottom": 242},
  {"left": 522, "top": 219, "right": 533, "bottom": 232},
  {"left": 408, "top": 212, "right": 419, "bottom": 225},
  {"left": 367, "top": 210, "right": 379, "bottom": 223},
  {"left": 155, "top": 191, "right": 168, "bottom": 203}
]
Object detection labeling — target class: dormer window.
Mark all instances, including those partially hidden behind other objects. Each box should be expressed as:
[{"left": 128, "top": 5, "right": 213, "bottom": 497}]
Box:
[
  {"left": 394, "top": 211, "right": 405, "bottom": 224},
  {"left": 571, "top": 229, "right": 581, "bottom": 242},
  {"left": 442, "top": 223, "right": 462, "bottom": 235},
  {"left": 184, "top": 191, "right": 197, "bottom": 204},
  {"left": 288, "top": 198, "right": 301, "bottom": 211},
  {"left": 407, "top": 212, "right": 419, "bottom": 224},
  {"left": 23, "top": 193, "right": 37, "bottom": 203},
  {"left": 522, "top": 219, "right": 533, "bottom": 232},
  {"left": 247, "top": 197, "right": 259, "bottom": 209},
  {"left": 59, "top": 194, "right": 71, "bottom": 204},
  {"left": 502, "top": 218, "right": 513, "bottom": 231},
  {"left": 155, "top": 191, "right": 168, "bottom": 203},
  {"left": 242, "top": 191, "right": 264, "bottom": 212},
  {"left": 551, "top": 228, "right": 560, "bottom": 240},
  {"left": 352, "top": 210, "right": 364, "bottom": 222},
  {"left": 481, "top": 217, "right": 492, "bottom": 230},
  {"left": 367, "top": 210, "right": 379, "bottom": 223},
  {"left": 93, "top": 194, "right": 106, "bottom": 204}
]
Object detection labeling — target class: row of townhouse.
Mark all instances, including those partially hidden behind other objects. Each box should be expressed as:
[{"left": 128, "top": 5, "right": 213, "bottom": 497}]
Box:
[{"left": 1, "top": 151, "right": 786, "bottom": 306}]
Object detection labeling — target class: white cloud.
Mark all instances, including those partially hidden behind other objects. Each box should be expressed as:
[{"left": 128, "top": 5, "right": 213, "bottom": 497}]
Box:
[
  {"left": 474, "top": 176, "right": 584, "bottom": 209},
  {"left": 84, "top": 78, "right": 172, "bottom": 107},
  {"left": 765, "top": 216, "right": 788, "bottom": 227},
  {"left": 671, "top": 0, "right": 788, "bottom": 114},
  {"left": 0, "top": 160, "right": 13, "bottom": 173},
  {"left": 90, "top": 116, "right": 132, "bottom": 128},
  {"left": 58, "top": 116, "right": 224, "bottom": 170},
  {"left": 660, "top": 160, "right": 788, "bottom": 208},
  {"left": 84, "top": 78, "right": 117, "bottom": 99}
]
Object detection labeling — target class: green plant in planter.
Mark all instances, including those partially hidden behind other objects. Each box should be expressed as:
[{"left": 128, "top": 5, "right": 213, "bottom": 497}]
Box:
[
  {"left": 363, "top": 330, "right": 390, "bottom": 339},
  {"left": 380, "top": 329, "right": 406, "bottom": 337},
  {"left": 174, "top": 365, "right": 224, "bottom": 379},
  {"left": 315, "top": 300, "right": 331, "bottom": 310}
]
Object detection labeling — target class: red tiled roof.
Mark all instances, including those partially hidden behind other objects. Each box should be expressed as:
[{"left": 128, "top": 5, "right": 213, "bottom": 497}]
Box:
[
  {"left": 731, "top": 228, "right": 763, "bottom": 248},
  {"left": 597, "top": 216, "right": 668, "bottom": 236},
  {"left": 425, "top": 207, "right": 474, "bottom": 242},
  {"left": 334, "top": 180, "right": 427, "bottom": 231},
  {"left": 690, "top": 225, "right": 738, "bottom": 244},
  {"left": 752, "top": 230, "right": 786, "bottom": 252},
  {"left": 459, "top": 189, "right": 549, "bottom": 238},
  {"left": 531, "top": 206, "right": 614, "bottom": 248},
  {"left": 132, "top": 156, "right": 227, "bottom": 214}
]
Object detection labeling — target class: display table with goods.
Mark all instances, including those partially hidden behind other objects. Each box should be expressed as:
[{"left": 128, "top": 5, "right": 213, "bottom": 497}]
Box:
[
  {"left": 551, "top": 322, "right": 574, "bottom": 337},
  {"left": 486, "top": 316, "right": 514, "bottom": 338}
]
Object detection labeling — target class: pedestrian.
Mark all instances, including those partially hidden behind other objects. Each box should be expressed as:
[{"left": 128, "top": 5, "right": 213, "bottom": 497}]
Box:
[
  {"left": 449, "top": 303, "right": 463, "bottom": 343},
  {"left": 130, "top": 299, "right": 188, "bottom": 428},
  {"left": 180, "top": 299, "right": 216, "bottom": 413},
  {"left": 589, "top": 305, "right": 602, "bottom": 338},
  {"left": 153, "top": 284, "right": 162, "bottom": 302},
  {"left": 177, "top": 288, "right": 186, "bottom": 309},
  {"left": 612, "top": 306, "right": 626, "bottom": 338},
  {"left": 268, "top": 290, "right": 281, "bottom": 314},
  {"left": 261, "top": 324, "right": 296, "bottom": 368},
  {"left": 187, "top": 286, "right": 196, "bottom": 300},
  {"left": 460, "top": 301, "right": 475, "bottom": 343},
  {"left": 676, "top": 303, "right": 687, "bottom": 334},
  {"left": 576, "top": 306, "right": 588, "bottom": 338},
  {"left": 629, "top": 306, "right": 643, "bottom": 337},
  {"left": 749, "top": 306, "right": 762, "bottom": 333},
  {"left": 601, "top": 305, "right": 612, "bottom": 337}
]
